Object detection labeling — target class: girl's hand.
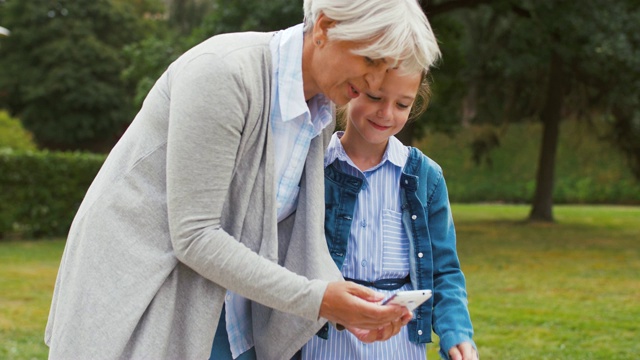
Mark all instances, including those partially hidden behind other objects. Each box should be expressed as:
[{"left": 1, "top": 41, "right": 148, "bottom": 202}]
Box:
[
  {"left": 448, "top": 341, "right": 478, "bottom": 360},
  {"left": 345, "top": 310, "right": 411, "bottom": 343}
]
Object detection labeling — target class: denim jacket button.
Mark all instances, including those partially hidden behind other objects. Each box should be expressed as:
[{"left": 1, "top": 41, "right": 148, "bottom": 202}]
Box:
[
  {"left": 411, "top": 214, "right": 417, "bottom": 220},
  {"left": 418, "top": 252, "right": 423, "bottom": 258},
  {"left": 418, "top": 330, "right": 423, "bottom": 335}
]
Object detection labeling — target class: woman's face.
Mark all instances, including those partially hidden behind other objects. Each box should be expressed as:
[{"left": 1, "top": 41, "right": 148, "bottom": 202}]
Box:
[
  {"left": 305, "top": 14, "right": 393, "bottom": 106},
  {"left": 345, "top": 70, "right": 421, "bottom": 146},
  {"left": 312, "top": 41, "right": 391, "bottom": 106}
]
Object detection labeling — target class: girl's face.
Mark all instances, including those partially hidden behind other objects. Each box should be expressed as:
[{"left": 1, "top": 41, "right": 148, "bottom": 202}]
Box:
[{"left": 345, "top": 70, "right": 421, "bottom": 147}]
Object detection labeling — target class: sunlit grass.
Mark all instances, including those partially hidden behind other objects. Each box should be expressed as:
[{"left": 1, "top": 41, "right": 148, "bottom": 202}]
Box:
[
  {"left": 427, "top": 204, "right": 640, "bottom": 359},
  {"left": 1, "top": 205, "right": 639, "bottom": 359},
  {"left": 0, "top": 240, "right": 64, "bottom": 360}
]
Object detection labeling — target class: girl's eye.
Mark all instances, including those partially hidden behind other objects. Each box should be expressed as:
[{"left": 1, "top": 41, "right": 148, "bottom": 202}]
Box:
[
  {"left": 397, "top": 103, "right": 410, "bottom": 109},
  {"left": 367, "top": 94, "right": 381, "bottom": 101},
  {"left": 364, "top": 57, "right": 375, "bottom": 65}
]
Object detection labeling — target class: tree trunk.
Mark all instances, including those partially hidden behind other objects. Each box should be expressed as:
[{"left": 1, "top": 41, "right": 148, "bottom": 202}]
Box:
[{"left": 529, "top": 51, "right": 565, "bottom": 222}]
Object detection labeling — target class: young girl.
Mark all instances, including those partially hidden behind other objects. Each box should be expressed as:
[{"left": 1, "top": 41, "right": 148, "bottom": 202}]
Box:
[{"left": 302, "top": 70, "right": 478, "bottom": 360}]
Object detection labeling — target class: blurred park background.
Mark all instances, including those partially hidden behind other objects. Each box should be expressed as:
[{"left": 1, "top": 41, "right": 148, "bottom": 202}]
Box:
[{"left": 0, "top": 0, "right": 638, "bottom": 359}]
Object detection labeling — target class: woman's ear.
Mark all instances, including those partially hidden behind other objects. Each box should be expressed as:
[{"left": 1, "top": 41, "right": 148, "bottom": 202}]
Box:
[{"left": 312, "top": 12, "right": 336, "bottom": 47}]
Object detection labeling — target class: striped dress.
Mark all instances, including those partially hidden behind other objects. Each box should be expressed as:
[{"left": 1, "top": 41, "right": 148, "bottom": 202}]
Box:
[{"left": 302, "top": 133, "right": 427, "bottom": 360}]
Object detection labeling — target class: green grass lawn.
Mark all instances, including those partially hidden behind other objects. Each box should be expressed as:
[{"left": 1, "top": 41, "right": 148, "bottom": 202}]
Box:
[
  {"left": 427, "top": 204, "right": 640, "bottom": 359},
  {"left": 0, "top": 240, "right": 64, "bottom": 360},
  {"left": 1, "top": 204, "right": 639, "bottom": 359}
]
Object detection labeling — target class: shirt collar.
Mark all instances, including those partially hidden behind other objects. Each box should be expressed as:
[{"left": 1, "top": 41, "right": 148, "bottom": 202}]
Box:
[
  {"left": 325, "top": 132, "right": 407, "bottom": 170},
  {"left": 271, "top": 23, "right": 332, "bottom": 131},
  {"left": 386, "top": 136, "right": 408, "bottom": 168},
  {"left": 269, "top": 24, "right": 307, "bottom": 121}
]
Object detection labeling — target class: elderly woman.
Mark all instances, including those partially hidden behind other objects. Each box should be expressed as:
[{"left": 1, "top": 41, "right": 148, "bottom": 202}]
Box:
[{"left": 44, "top": 0, "right": 440, "bottom": 359}]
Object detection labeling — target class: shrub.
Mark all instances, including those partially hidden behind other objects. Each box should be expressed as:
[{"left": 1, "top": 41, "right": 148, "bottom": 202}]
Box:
[
  {"left": 0, "top": 110, "right": 37, "bottom": 151},
  {"left": 419, "top": 121, "right": 640, "bottom": 205},
  {"left": 0, "top": 149, "right": 105, "bottom": 239}
]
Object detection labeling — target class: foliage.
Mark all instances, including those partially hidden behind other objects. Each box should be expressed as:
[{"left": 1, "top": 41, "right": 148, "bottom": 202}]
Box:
[
  {"left": 0, "top": 0, "right": 143, "bottom": 151},
  {"left": 190, "top": 0, "right": 303, "bottom": 44},
  {"left": 167, "top": 0, "right": 215, "bottom": 36},
  {"left": 122, "top": 0, "right": 304, "bottom": 115},
  {"left": 417, "top": 0, "right": 640, "bottom": 221},
  {"left": 417, "top": 121, "right": 640, "bottom": 204},
  {"left": 121, "top": 0, "right": 307, "bottom": 109},
  {"left": 414, "top": 15, "right": 468, "bottom": 136},
  {"left": 459, "top": 0, "right": 638, "bottom": 122},
  {"left": 122, "top": 34, "right": 186, "bottom": 110},
  {"left": 112, "top": 0, "right": 166, "bottom": 18},
  {"left": 0, "top": 110, "right": 36, "bottom": 151},
  {"left": 2, "top": 119, "right": 635, "bottom": 241},
  {"left": 0, "top": 149, "right": 105, "bottom": 239}
]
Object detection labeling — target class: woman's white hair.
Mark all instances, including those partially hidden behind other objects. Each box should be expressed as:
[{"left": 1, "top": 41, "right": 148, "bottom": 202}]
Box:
[{"left": 303, "top": 0, "right": 441, "bottom": 74}]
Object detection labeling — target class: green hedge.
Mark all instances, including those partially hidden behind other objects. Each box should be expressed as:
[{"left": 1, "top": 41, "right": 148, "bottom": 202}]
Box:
[
  {"left": 2, "top": 120, "right": 639, "bottom": 240},
  {"left": 0, "top": 149, "right": 105, "bottom": 239}
]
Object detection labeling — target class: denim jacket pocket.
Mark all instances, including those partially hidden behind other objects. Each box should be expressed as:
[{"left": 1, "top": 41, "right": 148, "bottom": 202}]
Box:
[{"left": 381, "top": 209, "right": 410, "bottom": 276}]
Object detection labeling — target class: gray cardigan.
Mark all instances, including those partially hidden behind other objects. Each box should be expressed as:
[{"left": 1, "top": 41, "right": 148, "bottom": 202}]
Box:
[{"left": 45, "top": 31, "right": 342, "bottom": 359}]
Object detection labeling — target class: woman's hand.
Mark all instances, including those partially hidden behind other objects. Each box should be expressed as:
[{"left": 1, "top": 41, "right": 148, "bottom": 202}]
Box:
[
  {"left": 319, "top": 281, "right": 410, "bottom": 331},
  {"left": 448, "top": 341, "right": 478, "bottom": 360}
]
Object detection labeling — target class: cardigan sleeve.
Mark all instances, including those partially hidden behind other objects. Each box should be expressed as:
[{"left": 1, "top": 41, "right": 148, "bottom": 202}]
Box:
[{"left": 165, "top": 52, "right": 327, "bottom": 322}]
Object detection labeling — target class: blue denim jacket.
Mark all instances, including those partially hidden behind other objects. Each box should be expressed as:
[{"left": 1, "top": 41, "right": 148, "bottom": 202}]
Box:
[{"left": 324, "top": 146, "right": 476, "bottom": 358}]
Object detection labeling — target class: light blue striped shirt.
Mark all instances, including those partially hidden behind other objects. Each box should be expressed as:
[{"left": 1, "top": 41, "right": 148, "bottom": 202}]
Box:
[
  {"left": 302, "top": 132, "right": 427, "bottom": 360},
  {"left": 225, "top": 23, "right": 333, "bottom": 359}
]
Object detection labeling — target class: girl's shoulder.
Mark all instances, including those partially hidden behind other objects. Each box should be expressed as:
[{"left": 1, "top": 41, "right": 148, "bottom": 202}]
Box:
[{"left": 404, "top": 146, "right": 443, "bottom": 175}]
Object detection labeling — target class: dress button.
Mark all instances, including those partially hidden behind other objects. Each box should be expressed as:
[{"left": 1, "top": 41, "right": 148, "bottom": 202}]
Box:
[
  {"left": 418, "top": 330, "right": 423, "bottom": 335},
  {"left": 361, "top": 260, "right": 367, "bottom": 267},
  {"left": 361, "top": 220, "right": 367, "bottom": 227},
  {"left": 411, "top": 215, "right": 417, "bottom": 220},
  {"left": 418, "top": 252, "right": 424, "bottom": 258}
]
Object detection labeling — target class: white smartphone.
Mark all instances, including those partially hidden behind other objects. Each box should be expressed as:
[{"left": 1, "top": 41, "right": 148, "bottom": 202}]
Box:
[{"left": 382, "top": 290, "right": 432, "bottom": 312}]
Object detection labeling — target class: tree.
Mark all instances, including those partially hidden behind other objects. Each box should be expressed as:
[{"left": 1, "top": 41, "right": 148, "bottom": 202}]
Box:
[
  {"left": 166, "top": 0, "right": 215, "bottom": 35},
  {"left": 0, "top": 0, "right": 142, "bottom": 151},
  {"left": 190, "top": 0, "right": 303, "bottom": 43},
  {"left": 121, "top": 0, "right": 305, "bottom": 117},
  {"left": 120, "top": 0, "right": 187, "bottom": 111},
  {"left": 415, "top": 0, "right": 640, "bottom": 222}
]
